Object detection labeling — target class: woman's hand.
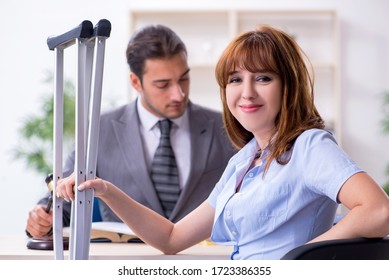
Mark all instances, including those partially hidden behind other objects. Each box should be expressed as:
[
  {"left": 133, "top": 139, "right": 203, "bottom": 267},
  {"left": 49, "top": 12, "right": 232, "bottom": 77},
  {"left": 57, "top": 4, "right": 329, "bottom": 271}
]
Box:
[
  {"left": 78, "top": 178, "right": 108, "bottom": 197},
  {"left": 55, "top": 173, "right": 108, "bottom": 201}
]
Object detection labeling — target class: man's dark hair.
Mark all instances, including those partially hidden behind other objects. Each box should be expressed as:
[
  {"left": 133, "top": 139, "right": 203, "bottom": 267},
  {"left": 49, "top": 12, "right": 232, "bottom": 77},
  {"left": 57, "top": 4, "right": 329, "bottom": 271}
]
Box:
[{"left": 126, "top": 25, "right": 187, "bottom": 81}]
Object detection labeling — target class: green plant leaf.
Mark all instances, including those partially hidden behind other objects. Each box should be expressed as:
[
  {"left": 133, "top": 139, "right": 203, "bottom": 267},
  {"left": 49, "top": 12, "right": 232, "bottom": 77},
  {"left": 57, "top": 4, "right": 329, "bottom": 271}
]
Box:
[{"left": 13, "top": 72, "right": 75, "bottom": 176}]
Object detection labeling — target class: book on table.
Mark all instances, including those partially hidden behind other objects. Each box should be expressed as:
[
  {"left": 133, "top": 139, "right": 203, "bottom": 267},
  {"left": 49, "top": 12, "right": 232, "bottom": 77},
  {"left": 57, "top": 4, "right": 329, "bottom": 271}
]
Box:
[{"left": 64, "top": 221, "right": 141, "bottom": 243}]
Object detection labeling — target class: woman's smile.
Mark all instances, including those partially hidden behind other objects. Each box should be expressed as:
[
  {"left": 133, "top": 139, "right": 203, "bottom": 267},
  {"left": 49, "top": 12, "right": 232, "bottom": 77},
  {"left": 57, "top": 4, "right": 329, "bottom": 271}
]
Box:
[{"left": 239, "top": 103, "right": 263, "bottom": 113}]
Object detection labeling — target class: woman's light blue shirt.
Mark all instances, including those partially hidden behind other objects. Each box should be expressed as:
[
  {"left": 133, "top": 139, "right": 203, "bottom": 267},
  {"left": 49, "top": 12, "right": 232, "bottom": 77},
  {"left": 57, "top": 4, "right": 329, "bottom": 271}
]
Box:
[{"left": 207, "top": 129, "right": 362, "bottom": 260}]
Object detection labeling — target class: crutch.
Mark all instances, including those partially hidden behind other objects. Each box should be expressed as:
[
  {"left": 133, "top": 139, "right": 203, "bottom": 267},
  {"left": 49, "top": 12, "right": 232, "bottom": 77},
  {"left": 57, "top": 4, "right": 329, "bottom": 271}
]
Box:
[{"left": 47, "top": 19, "right": 111, "bottom": 260}]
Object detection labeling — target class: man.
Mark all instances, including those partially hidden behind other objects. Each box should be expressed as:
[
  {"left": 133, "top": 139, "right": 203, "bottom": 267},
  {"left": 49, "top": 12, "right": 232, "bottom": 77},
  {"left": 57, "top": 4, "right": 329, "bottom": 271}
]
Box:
[{"left": 26, "top": 24, "right": 235, "bottom": 238}]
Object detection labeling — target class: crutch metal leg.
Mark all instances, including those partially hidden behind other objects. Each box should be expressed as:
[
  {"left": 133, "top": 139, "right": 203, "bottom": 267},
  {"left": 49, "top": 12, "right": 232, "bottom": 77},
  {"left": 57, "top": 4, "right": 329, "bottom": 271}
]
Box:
[
  {"left": 47, "top": 19, "right": 111, "bottom": 260},
  {"left": 71, "top": 19, "right": 111, "bottom": 260},
  {"left": 80, "top": 19, "right": 111, "bottom": 259},
  {"left": 48, "top": 20, "right": 93, "bottom": 260}
]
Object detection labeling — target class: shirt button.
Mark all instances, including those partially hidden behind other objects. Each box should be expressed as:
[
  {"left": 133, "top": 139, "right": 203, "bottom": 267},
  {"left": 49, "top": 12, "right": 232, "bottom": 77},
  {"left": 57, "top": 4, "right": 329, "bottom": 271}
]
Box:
[
  {"left": 232, "top": 231, "right": 237, "bottom": 236},
  {"left": 226, "top": 210, "right": 231, "bottom": 217},
  {"left": 248, "top": 173, "right": 254, "bottom": 178}
]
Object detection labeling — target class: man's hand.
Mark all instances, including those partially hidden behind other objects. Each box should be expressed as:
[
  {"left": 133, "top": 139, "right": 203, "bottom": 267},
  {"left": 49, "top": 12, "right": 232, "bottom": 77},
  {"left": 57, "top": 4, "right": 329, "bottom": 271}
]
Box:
[{"left": 26, "top": 204, "right": 53, "bottom": 238}]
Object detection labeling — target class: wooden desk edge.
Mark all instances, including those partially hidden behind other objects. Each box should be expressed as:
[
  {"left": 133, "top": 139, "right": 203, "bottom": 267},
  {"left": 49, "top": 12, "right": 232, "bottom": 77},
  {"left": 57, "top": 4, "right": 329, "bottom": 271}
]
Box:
[{"left": 0, "top": 236, "right": 231, "bottom": 260}]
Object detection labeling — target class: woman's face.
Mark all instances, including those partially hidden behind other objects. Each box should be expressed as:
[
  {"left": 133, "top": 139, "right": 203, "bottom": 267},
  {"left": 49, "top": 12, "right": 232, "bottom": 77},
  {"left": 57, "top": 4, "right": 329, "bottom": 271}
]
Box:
[{"left": 226, "top": 67, "right": 282, "bottom": 139}]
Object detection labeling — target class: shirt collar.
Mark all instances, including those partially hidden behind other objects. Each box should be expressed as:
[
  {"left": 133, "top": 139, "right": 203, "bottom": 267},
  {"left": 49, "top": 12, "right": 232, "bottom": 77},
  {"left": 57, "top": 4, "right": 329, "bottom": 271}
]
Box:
[
  {"left": 136, "top": 97, "right": 188, "bottom": 131},
  {"left": 232, "top": 137, "right": 273, "bottom": 165}
]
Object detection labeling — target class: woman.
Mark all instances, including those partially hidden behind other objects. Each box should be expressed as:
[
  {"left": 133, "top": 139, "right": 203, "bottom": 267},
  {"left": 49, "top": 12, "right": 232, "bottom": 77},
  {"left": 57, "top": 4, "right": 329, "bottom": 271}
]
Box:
[{"left": 56, "top": 25, "right": 389, "bottom": 260}]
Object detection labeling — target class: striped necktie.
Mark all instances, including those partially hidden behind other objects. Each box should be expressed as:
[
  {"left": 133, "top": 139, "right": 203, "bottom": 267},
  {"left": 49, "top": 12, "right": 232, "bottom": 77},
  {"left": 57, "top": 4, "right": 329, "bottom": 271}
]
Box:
[{"left": 151, "top": 119, "right": 180, "bottom": 218}]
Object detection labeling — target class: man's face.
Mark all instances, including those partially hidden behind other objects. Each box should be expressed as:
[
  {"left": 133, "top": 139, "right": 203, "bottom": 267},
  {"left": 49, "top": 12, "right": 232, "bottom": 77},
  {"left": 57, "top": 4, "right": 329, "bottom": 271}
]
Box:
[{"left": 131, "top": 52, "right": 190, "bottom": 119}]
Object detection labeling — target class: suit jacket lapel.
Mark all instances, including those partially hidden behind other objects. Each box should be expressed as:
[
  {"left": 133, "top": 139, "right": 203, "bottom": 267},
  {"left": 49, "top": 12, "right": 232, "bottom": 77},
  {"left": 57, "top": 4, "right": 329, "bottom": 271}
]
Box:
[
  {"left": 111, "top": 102, "right": 164, "bottom": 214},
  {"left": 170, "top": 103, "right": 214, "bottom": 219}
]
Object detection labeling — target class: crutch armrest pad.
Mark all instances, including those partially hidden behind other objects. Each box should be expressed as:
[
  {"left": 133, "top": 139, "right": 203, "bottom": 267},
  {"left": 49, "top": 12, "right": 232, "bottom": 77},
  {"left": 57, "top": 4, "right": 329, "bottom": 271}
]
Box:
[
  {"left": 47, "top": 20, "right": 94, "bottom": 50},
  {"left": 94, "top": 19, "right": 111, "bottom": 38}
]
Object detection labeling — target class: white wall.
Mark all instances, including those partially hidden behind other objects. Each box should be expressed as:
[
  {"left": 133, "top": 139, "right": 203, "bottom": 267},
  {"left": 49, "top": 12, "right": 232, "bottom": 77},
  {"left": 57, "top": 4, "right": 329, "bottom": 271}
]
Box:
[{"left": 0, "top": 0, "right": 388, "bottom": 235}]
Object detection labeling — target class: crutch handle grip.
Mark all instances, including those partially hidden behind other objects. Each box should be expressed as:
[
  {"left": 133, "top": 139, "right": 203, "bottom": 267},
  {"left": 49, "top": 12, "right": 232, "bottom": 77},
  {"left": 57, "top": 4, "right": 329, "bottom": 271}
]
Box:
[
  {"left": 47, "top": 20, "right": 94, "bottom": 50},
  {"left": 94, "top": 19, "right": 111, "bottom": 38}
]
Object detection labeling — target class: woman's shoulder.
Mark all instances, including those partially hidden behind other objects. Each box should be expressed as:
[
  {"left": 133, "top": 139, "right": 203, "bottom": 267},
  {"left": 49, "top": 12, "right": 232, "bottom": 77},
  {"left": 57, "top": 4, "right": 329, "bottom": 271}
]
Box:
[{"left": 296, "top": 128, "right": 337, "bottom": 147}]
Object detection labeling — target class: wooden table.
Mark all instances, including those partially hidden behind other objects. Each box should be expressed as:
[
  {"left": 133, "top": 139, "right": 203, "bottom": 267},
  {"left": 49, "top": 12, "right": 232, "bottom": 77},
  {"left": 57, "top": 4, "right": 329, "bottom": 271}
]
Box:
[{"left": 0, "top": 236, "right": 232, "bottom": 260}]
